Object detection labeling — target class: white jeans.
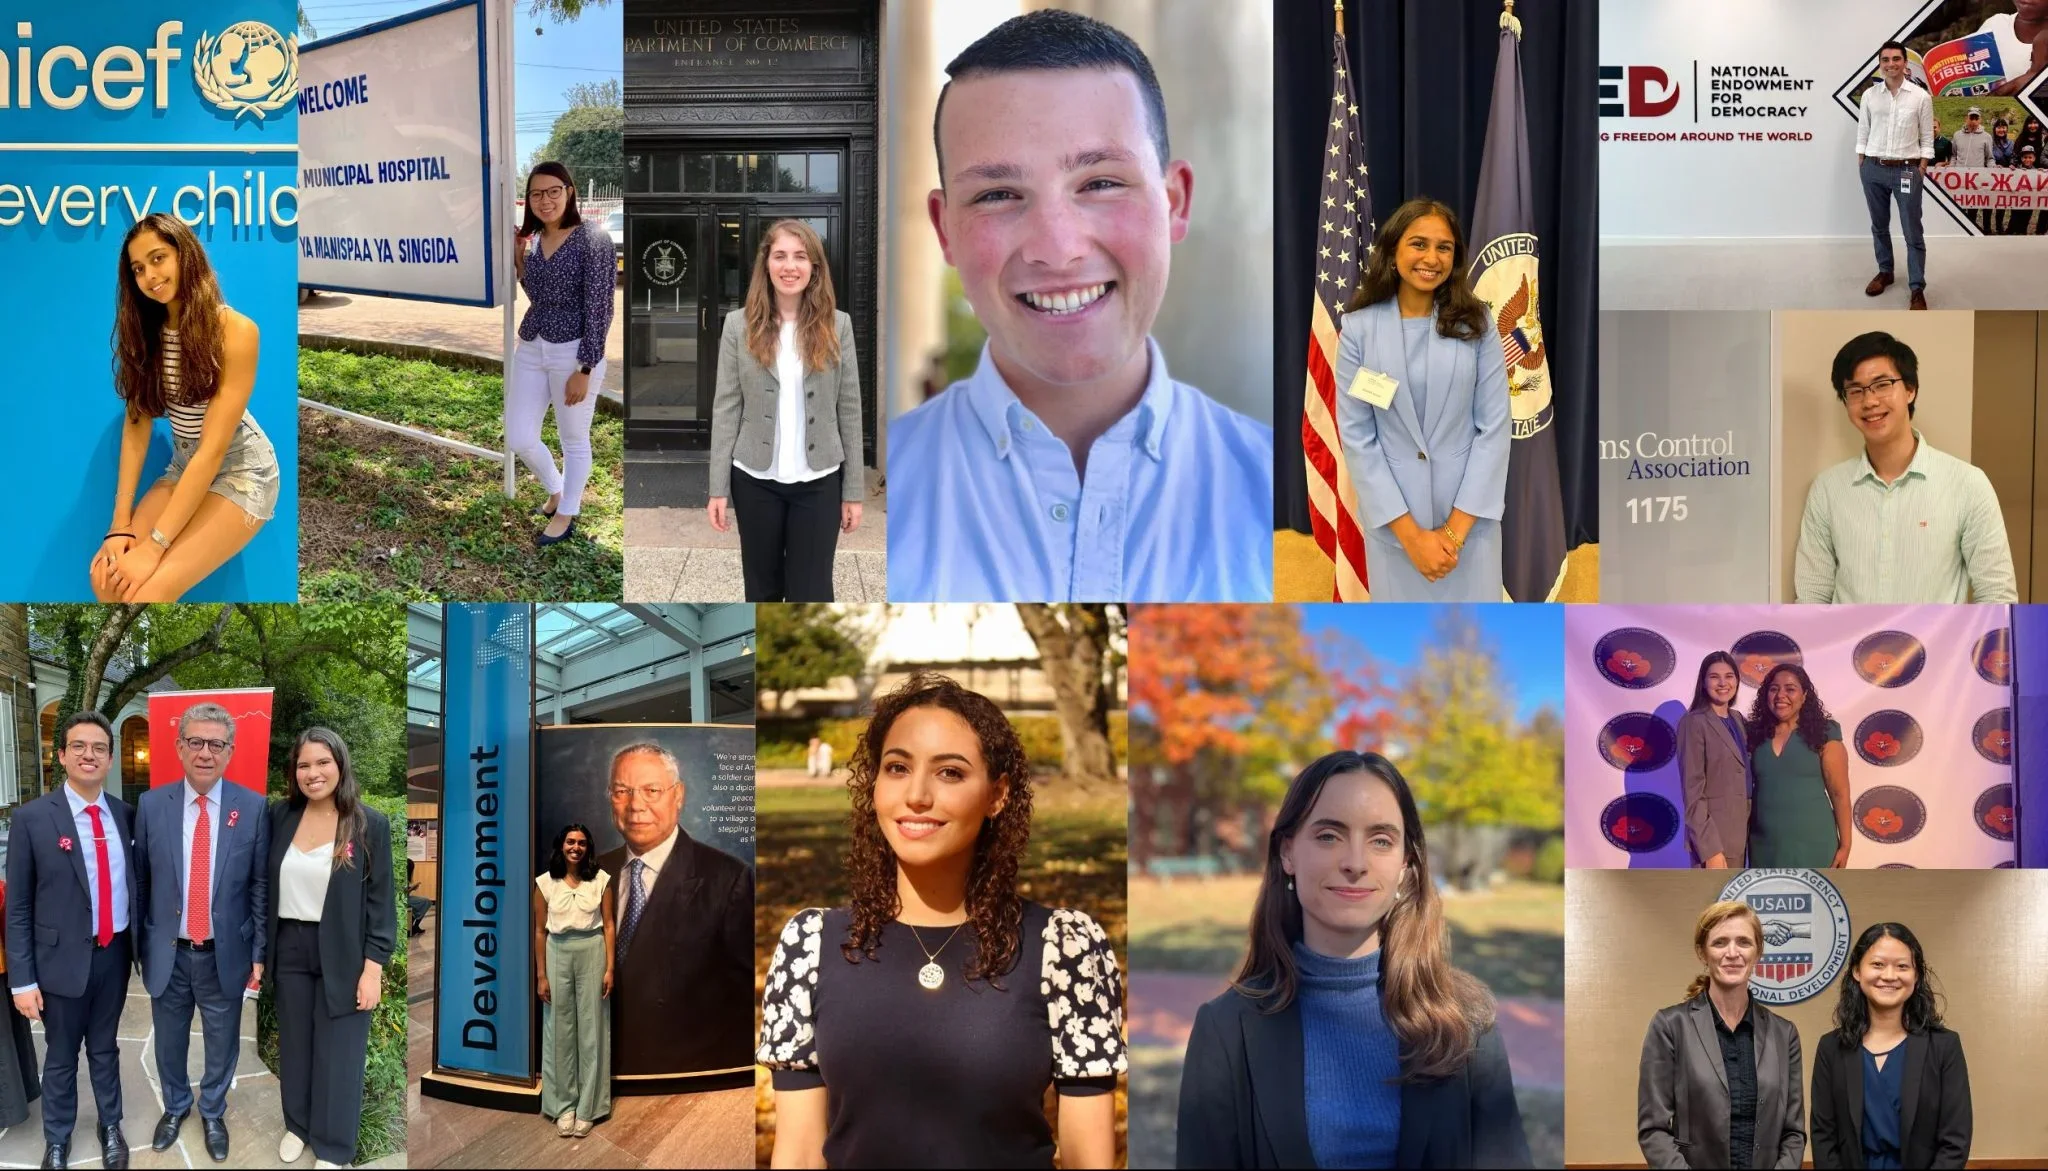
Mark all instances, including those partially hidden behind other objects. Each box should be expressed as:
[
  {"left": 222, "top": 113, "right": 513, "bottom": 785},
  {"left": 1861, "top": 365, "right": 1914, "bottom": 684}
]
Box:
[{"left": 507, "top": 337, "right": 604, "bottom": 517}]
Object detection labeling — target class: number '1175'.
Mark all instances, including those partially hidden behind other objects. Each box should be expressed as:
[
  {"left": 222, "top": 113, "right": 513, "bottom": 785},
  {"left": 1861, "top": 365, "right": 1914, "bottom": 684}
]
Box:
[{"left": 1625, "top": 496, "right": 1688, "bottom": 523}]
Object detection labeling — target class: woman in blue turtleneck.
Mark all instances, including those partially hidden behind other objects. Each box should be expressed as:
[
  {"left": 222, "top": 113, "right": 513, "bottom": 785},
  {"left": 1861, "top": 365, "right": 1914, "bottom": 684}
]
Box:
[{"left": 1174, "top": 751, "right": 1531, "bottom": 1170}]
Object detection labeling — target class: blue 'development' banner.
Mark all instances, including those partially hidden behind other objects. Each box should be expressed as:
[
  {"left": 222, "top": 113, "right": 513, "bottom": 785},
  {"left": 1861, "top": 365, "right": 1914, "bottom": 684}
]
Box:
[
  {"left": 2, "top": 0, "right": 299, "bottom": 600},
  {"left": 436, "top": 603, "right": 533, "bottom": 1080}
]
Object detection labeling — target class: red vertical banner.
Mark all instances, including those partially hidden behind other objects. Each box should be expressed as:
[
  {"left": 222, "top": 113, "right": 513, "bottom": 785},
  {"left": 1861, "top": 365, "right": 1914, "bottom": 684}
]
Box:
[{"left": 147, "top": 688, "right": 275, "bottom": 795}]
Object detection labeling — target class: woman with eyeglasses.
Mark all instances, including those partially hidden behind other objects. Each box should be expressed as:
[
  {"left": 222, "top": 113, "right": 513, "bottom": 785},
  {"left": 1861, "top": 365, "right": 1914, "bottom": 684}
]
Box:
[
  {"left": 511, "top": 161, "right": 615, "bottom": 547},
  {"left": 532, "top": 823, "right": 614, "bottom": 1139}
]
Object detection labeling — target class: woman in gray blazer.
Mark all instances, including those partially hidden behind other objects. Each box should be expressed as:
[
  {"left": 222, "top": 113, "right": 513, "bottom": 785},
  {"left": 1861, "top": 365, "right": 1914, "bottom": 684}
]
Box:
[
  {"left": 706, "top": 219, "right": 864, "bottom": 601},
  {"left": 1676, "top": 652, "right": 1751, "bottom": 869},
  {"left": 1334, "top": 198, "right": 1511, "bottom": 602},
  {"left": 1638, "top": 900, "right": 1806, "bottom": 1170}
]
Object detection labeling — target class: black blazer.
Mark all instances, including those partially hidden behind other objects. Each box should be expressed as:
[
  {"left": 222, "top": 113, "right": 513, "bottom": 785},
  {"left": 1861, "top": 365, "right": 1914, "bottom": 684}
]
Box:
[
  {"left": 1809, "top": 1028, "right": 1971, "bottom": 1169},
  {"left": 596, "top": 831, "right": 753, "bottom": 1075},
  {"left": 263, "top": 802, "right": 396, "bottom": 1019},
  {"left": 4, "top": 787, "right": 137, "bottom": 999},
  {"left": 1175, "top": 987, "right": 1532, "bottom": 1169}
]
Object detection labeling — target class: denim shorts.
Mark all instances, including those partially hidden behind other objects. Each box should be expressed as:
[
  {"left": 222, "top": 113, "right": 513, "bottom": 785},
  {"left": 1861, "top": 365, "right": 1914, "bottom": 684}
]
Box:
[{"left": 158, "top": 413, "right": 280, "bottom": 522}]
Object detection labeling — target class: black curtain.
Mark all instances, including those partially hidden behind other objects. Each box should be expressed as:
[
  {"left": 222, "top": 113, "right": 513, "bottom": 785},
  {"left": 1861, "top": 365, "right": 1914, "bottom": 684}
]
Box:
[{"left": 1274, "top": 0, "right": 1599, "bottom": 550}]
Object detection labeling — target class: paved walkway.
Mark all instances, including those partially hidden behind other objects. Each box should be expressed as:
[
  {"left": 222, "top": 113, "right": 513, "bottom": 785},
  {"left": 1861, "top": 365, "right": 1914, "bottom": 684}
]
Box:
[
  {"left": 623, "top": 495, "right": 887, "bottom": 602},
  {"left": 299, "top": 286, "right": 625, "bottom": 404}
]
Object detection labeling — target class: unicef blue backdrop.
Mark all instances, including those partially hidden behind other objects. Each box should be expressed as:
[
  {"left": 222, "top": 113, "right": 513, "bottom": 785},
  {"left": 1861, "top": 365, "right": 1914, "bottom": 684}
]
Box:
[{"left": 1, "top": 1, "right": 298, "bottom": 600}]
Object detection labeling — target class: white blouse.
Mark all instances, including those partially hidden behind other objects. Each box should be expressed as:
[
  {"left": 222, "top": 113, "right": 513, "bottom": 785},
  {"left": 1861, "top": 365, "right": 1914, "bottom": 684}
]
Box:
[
  {"left": 734, "top": 320, "right": 836, "bottom": 485},
  {"left": 278, "top": 840, "right": 335, "bottom": 922},
  {"left": 534, "top": 869, "right": 609, "bottom": 934}
]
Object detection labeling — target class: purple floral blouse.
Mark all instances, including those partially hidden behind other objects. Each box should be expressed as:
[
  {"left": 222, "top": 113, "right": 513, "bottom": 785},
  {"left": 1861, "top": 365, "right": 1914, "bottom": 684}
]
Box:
[{"left": 518, "top": 219, "right": 615, "bottom": 369}]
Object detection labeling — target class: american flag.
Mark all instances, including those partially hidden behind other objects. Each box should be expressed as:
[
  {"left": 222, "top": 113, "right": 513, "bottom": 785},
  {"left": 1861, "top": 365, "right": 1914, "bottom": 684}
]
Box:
[{"left": 1300, "top": 2, "right": 1372, "bottom": 601}]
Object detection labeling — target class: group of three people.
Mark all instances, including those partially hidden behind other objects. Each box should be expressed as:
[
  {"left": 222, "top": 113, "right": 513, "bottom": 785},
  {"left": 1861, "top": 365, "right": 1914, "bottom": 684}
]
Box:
[{"left": 5, "top": 708, "right": 393, "bottom": 1169}]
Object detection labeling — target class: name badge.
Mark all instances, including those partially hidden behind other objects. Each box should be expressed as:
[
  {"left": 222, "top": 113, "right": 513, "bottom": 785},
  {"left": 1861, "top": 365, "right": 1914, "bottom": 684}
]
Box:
[{"left": 1346, "top": 367, "right": 1398, "bottom": 409}]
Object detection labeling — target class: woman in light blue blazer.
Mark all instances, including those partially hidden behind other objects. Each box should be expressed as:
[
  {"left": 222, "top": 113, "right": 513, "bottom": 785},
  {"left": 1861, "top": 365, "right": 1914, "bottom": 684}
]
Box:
[{"left": 1335, "top": 198, "right": 1511, "bottom": 601}]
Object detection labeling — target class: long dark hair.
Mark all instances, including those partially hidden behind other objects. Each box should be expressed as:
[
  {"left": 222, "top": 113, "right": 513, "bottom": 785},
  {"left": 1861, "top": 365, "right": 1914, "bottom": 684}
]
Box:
[
  {"left": 1833, "top": 922, "right": 1945, "bottom": 1043},
  {"left": 521, "top": 161, "right": 582, "bottom": 235},
  {"left": 842, "top": 672, "right": 1033, "bottom": 988},
  {"left": 1346, "top": 198, "right": 1489, "bottom": 342},
  {"left": 113, "top": 212, "right": 224, "bottom": 421},
  {"left": 1746, "top": 663, "right": 1833, "bottom": 753},
  {"left": 1689, "top": 651, "right": 1742, "bottom": 714},
  {"left": 546, "top": 823, "right": 599, "bottom": 882},
  {"left": 1233, "top": 750, "right": 1493, "bottom": 1080},
  {"left": 291, "top": 727, "right": 367, "bottom": 872}
]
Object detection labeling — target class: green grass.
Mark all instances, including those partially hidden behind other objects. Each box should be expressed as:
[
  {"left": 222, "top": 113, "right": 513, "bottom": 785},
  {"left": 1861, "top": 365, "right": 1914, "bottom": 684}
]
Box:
[{"left": 297, "top": 350, "right": 623, "bottom": 602}]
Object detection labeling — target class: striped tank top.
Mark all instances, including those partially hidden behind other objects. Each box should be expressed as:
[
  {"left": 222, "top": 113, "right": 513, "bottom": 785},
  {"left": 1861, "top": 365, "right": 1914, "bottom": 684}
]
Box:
[{"left": 162, "top": 326, "right": 207, "bottom": 443}]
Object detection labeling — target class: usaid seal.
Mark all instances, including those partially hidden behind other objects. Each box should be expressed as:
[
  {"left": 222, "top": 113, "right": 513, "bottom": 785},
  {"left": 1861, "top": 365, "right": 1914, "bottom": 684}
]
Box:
[
  {"left": 1598, "top": 712, "right": 1675, "bottom": 771},
  {"left": 1731, "top": 631, "right": 1802, "bottom": 688},
  {"left": 1598, "top": 793, "right": 1680, "bottom": 853},
  {"left": 1720, "top": 868, "right": 1851, "bottom": 1005},
  {"left": 1973, "top": 627, "right": 2012, "bottom": 686},
  {"left": 1972, "top": 709, "right": 2012, "bottom": 765},
  {"left": 642, "top": 239, "right": 688, "bottom": 287},
  {"left": 1852, "top": 631, "right": 1925, "bottom": 688},
  {"left": 1974, "top": 783, "right": 2015, "bottom": 842},
  {"left": 1853, "top": 784, "right": 1926, "bottom": 844},
  {"left": 1594, "top": 627, "right": 1675, "bottom": 689},
  {"left": 193, "top": 22, "right": 299, "bottom": 121},
  {"left": 1853, "top": 710, "right": 1923, "bottom": 767}
]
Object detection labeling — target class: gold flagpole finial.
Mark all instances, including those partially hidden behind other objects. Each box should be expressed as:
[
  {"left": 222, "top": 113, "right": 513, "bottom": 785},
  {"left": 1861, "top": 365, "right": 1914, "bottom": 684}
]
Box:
[
  {"left": 1501, "top": 0, "right": 1523, "bottom": 40},
  {"left": 1334, "top": 0, "right": 1345, "bottom": 22}
]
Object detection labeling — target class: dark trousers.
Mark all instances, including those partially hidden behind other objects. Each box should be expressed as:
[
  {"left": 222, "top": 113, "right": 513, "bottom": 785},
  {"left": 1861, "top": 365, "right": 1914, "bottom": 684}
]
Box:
[
  {"left": 152, "top": 944, "right": 240, "bottom": 1119},
  {"left": 731, "top": 466, "right": 842, "bottom": 601},
  {"left": 275, "top": 921, "right": 371, "bottom": 1165},
  {"left": 40, "top": 931, "right": 130, "bottom": 1146}
]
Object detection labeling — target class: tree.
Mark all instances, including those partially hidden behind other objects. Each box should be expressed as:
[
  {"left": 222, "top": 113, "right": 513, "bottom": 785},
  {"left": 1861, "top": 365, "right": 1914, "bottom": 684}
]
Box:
[
  {"left": 529, "top": 0, "right": 613, "bottom": 19},
  {"left": 531, "top": 78, "right": 623, "bottom": 199},
  {"left": 1015, "top": 605, "right": 1121, "bottom": 787},
  {"left": 755, "top": 605, "right": 871, "bottom": 712}
]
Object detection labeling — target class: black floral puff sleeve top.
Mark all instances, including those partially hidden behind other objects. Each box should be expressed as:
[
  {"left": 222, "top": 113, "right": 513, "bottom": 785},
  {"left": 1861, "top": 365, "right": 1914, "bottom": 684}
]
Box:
[{"left": 759, "top": 901, "right": 1127, "bottom": 1168}]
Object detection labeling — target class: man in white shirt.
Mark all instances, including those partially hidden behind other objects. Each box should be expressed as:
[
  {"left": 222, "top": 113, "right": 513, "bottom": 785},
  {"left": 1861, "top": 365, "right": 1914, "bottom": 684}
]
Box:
[{"left": 1857, "top": 40, "right": 1934, "bottom": 309}]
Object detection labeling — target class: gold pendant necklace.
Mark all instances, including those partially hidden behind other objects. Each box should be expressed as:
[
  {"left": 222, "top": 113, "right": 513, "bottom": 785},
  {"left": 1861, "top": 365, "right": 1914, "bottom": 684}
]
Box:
[{"left": 907, "top": 921, "right": 966, "bottom": 990}]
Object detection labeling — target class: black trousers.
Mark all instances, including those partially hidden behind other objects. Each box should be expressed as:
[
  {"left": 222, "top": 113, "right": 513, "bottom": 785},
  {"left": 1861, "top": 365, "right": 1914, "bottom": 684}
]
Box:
[
  {"left": 275, "top": 921, "right": 371, "bottom": 1165},
  {"left": 39, "top": 930, "right": 129, "bottom": 1146},
  {"left": 731, "top": 466, "right": 842, "bottom": 601}
]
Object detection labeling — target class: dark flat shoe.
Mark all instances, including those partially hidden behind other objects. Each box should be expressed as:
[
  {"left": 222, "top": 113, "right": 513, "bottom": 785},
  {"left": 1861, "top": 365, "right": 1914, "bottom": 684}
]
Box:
[
  {"left": 99, "top": 1125, "right": 129, "bottom": 1170},
  {"left": 536, "top": 517, "right": 578, "bottom": 547},
  {"left": 202, "top": 1116, "right": 229, "bottom": 1162},
  {"left": 40, "top": 1142, "right": 67, "bottom": 1170},
  {"left": 151, "top": 1111, "right": 186, "bottom": 1151}
]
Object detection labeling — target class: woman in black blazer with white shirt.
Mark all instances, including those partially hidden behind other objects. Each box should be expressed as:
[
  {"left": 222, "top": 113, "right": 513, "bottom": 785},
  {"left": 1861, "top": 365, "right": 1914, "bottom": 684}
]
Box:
[
  {"left": 265, "top": 729, "right": 395, "bottom": 1167},
  {"left": 1809, "top": 922, "right": 1970, "bottom": 1169},
  {"left": 705, "top": 218, "right": 864, "bottom": 602}
]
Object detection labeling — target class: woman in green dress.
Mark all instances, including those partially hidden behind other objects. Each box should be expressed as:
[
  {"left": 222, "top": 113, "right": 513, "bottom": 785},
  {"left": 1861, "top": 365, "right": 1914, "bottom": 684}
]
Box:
[{"left": 1745, "top": 664, "right": 1853, "bottom": 868}]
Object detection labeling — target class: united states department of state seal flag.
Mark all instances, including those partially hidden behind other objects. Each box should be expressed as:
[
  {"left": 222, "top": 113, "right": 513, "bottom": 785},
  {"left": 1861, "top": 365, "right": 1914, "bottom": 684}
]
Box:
[{"left": 1471, "top": 2, "right": 1568, "bottom": 603}]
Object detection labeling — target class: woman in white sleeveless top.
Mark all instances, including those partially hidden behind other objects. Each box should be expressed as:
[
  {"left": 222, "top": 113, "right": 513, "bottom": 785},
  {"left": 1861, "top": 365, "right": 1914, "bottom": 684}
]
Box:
[
  {"left": 532, "top": 823, "right": 615, "bottom": 1138},
  {"left": 93, "top": 212, "right": 279, "bottom": 601}
]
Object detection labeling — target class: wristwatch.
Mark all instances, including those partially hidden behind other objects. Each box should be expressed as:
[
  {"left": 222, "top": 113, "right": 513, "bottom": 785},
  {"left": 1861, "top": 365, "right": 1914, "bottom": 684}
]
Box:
[
  {"left": 149, "top": 527, "right": 171, "bottom": 550},
  {"left": 578, "top": 363, "right": 592, "bottom": 375}
]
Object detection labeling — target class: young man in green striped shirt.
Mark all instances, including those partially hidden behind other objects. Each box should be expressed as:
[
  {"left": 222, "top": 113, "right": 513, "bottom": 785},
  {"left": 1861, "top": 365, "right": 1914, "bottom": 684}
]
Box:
[{"left": 1793, "top": 332, "right": 2017, "bottom": 603}]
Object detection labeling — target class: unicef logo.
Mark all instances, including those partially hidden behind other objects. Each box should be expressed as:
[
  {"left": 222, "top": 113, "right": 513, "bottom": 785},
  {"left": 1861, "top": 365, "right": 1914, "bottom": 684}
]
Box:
[
  {"left": 1973, "top": 628, "right": 2012, "bottom": 686},
  {"left": 1975, "top": 783, "right": 2014, "bottom": 841},
  {"left": 1973, "top": 709, "right": 2012, "bottom": 764},
  {"left": 1594, "top": 627, "right": 1675, "bottom": 689},
  {"left": 643, "top": 240, "right": 688, "bottom": 287},
  {"left": 194, "top": 22, "right": 299, "bottom": 121},
  {"left": 1853, "top": 710, "right": 1922, "bottom": 767},
  {"left": 1731, "top": 631, "right": 1802, "bottom": 688},
  {"left": 1853, "top": 784, "right": 1926, "bottom": 844},
  {"left": 1852, "top": 631, "right": 1925, "bottom": 688},
  {"left": 1598, "top": 793, "right": 1679, "bottom": 853},
  {"left": 1720, "top": 868, "right": 1851, "bottom": 1005},
  {"left": 1598, "top": 712, "right": 1675, "bottom": 771}
]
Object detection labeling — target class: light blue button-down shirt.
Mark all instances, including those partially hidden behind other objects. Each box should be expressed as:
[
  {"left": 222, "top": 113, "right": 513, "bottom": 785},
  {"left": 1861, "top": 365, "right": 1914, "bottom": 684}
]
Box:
[{"left": 888, "top": 340, "right": 1273, "bottom": 601}]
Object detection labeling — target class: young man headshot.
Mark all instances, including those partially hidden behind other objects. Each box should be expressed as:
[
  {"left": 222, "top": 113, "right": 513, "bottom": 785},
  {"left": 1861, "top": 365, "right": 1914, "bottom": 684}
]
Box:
[
  {"left": 888, "top": 9, "right": 1273, "bottom": 602},
  {"left": 1793, "top": 331, "right": 2017, "bottom": 603}
]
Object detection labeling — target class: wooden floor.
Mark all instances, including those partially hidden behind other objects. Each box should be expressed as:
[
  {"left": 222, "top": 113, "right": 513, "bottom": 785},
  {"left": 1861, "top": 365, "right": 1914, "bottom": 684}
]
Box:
[
  {"left": 406, "top": 928, "right": 753, "bottom": 1168},
  {"left": 1275, "top": 529, "right": 1602, "bottom": 603}
]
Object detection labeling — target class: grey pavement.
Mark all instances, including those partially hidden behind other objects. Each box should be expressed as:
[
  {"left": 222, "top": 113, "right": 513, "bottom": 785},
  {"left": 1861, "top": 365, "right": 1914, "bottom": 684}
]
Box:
[{"left": 624, "top": 487, "right": 887, "bottom": 603}]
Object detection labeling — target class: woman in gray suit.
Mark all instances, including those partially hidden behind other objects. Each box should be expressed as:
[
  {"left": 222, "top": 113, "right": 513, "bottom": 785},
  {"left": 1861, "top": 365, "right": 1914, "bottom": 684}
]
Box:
[
  {"left": 1334, "top": 198, "right": 1511, "bottom": 602},
  {"left": 706, "top": 218, "right": 864, "bottom": 601},
  {"left": 1677, "top": 652, "right": 1751, "bottom": 869},
  {"left": 1638, "top": 900, "right": 1806, "bottom": 1170}
]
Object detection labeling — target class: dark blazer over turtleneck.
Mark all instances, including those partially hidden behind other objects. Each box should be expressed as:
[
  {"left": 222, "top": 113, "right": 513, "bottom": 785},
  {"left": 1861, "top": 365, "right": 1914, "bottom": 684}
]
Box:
[
  {"left": 1174, "top": 984, "right": 1532, "bottom": 1169},
  {"left": 1809, "top": 1028, "right": 1971, "bottom": 1169}
]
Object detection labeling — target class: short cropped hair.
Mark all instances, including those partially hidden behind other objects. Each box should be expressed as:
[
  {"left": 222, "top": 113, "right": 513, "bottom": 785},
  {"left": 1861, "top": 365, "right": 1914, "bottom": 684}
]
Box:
[
  {"left": 56, "top": 710, "right": 115, "bottom": 751},
  {"left": 933, "top": 8, "right": 1170, "bottom": 183},
  {"left": 609, "top": 741, "right": 681, "bottom": 785},
  {"left": 1878, "top": 40, "right": 1908, "bottom": 60},
  {"left": 1831, "top": 331, "right": 1919, "bottom": 417},
  {"left": 179, "top": 701, "right": 236, "bottom": 743}
]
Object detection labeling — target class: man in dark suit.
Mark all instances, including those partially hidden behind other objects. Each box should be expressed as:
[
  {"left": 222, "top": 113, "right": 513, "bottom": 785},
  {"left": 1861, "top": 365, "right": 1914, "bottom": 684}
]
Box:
[
  {"left": 596, "top": 742, "right": 753, "bottom": 1076},
  {"left": 6, "top": 711, "right": 137, "bottom": 1170},
  {"left": 133, "top": 703, "right": 271, "bottom": 1162}
]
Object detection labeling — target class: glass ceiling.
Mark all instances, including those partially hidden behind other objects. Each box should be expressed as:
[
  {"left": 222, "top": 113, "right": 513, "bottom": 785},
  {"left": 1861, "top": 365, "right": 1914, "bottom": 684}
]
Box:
[{"left": 408, "top": 603, "right": 747, "bottom": 702}]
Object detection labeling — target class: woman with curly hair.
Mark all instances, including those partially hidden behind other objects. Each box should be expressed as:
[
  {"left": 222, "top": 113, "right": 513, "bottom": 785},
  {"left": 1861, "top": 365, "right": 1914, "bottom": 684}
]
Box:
[
  {"left": 1809, "top": 923, "right": 1971, "bottom": 1169},
  {"left": 757, "top": 673, "right": 1124, "bottom": 1169},
  {"left": 1745, "top": 664, "right": 1852, "bottom": 868},
  {"left": 1175, "top": 751, "right": 1530, "bottom": 1169}
]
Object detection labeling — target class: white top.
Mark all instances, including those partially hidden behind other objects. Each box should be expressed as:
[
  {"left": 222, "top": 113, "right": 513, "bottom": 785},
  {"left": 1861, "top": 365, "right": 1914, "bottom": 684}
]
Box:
[
  {"left": 734, "top": 319, "right": 837, "bottom": 484},
  {"left": 178, "top": 780, "right": 224, "bottom": 941},
  {"left": 1977, "top": 13, "right": 2035, "bottom": 91},
  {"left": 279, "top": 839, "right": 335, "bottom": 922},
  {"left": 163, "top": 327, "right": 207, "bottom": 443},
  {"left": 1858, "top": 79, "right": 1935, "bottom": 160},
  {"left": 535, "top": 869, "right": 610, "bottom": 933}
]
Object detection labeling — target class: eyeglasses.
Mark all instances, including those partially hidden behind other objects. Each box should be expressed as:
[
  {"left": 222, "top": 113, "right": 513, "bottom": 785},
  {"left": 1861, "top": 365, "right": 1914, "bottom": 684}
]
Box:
[
  {"left": 1842, "top": 376, "right": 1906, "bottom": 403},
  {"left": 608, "top": 783, "right": 677, "bottom": 804},
  {"left": 182, "top": 736, "right": 230, "bottom": 754},
  {"left": 64, "top": 741, "right": 111, "bottom": 758},
  {"left": 528, "top": 185, "right": 568, "bottom": 201}
]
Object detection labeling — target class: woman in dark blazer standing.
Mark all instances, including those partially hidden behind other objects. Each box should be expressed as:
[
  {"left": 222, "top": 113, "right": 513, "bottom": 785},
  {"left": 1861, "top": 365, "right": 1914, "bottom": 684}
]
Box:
[
  {"left": 1675, "top": 652, "right": 1750, "bottom": 868},
  {"left": 1176, "top": 751, "right": 1530, "bottom": 1169},
  {"left": 266, "top": 728, "right": 395, "bottom": 1168},
  {"left": 706, "top": 218, "right": 864, "bottom": 602},
  {"left": 1637, "top": 900, "right": 1806, "bottom": 1169},
  {"left": 1809, "top": 923, "right": 1971, "bottom": 1169}
]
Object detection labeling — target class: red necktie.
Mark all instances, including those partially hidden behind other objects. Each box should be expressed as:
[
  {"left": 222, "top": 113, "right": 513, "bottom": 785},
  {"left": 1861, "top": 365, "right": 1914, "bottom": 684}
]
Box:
[
  {"left": 188, "top": 794, "right": 211, "bottom": 942},
  {"left": 83, "top": 805, "right": 113, "bottom": 948}
]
